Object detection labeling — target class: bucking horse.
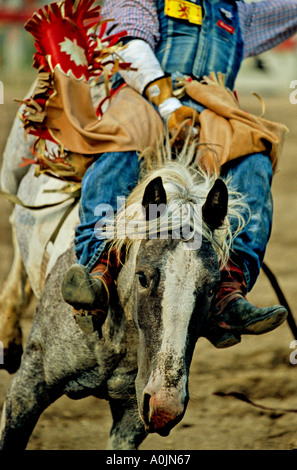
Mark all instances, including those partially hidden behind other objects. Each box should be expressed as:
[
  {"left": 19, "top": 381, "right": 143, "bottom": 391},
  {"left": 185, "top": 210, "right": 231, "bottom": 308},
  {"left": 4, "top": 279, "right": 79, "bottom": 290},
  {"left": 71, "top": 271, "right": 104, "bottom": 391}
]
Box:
[
  {"left": 0, "top": 0, "right": 288, "bottom": 451},
  {"left": 0, "top": 94, "right": 246, "bottom": 449}
]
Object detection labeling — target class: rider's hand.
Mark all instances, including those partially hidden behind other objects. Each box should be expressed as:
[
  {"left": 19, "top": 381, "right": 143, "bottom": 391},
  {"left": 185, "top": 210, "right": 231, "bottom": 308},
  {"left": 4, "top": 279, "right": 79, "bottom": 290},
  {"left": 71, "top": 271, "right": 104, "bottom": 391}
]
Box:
[
  {"left": 145, "top": 76, "right": 199, "bottom": 148},
  {"left": 167, "top": 104, "right": 200, "bottom": 147}
]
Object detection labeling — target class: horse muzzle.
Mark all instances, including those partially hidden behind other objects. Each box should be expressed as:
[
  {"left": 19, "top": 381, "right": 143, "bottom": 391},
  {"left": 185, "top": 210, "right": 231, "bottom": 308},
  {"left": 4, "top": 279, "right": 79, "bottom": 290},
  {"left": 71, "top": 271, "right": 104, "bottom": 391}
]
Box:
[{"left": 141, "top": 384, "right": 188, "bottom": 436}]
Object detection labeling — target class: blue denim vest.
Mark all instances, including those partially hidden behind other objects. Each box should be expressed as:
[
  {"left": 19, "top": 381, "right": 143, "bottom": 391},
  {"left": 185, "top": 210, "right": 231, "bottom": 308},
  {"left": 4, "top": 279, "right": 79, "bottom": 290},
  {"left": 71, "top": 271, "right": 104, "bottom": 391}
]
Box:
[{"left": 155, "top": 0, "right": 244, "bottom": 90}]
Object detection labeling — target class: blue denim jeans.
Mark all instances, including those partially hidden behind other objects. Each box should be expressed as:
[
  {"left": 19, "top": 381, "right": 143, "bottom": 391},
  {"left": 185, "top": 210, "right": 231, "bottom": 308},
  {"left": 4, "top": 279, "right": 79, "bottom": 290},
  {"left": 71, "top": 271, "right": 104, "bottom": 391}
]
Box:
[
  {"left": 74, "top": 151, "right": 140, "bottom": 272},
  {"left": 220, "top": 152, "right": 273, "bottom": 291}
]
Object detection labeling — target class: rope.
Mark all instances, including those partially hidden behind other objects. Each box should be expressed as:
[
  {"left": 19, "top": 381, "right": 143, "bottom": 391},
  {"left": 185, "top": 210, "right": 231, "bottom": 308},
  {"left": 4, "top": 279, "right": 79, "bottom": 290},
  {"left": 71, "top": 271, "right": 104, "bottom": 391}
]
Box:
[
  {"left": 262, "top": 261, "right": 297, "bottom": 340},
  {"left": 0, "top": 188, "right": 80, "bottom": 245},
  {"left": 214, "top": 263, "right": 297, "bottom": 417},
  {"left": 0, "top": 188, "right": 80, "bottom": 211},
  {"left": 214, "top": 390, "right": 297, "bottom": 414}
]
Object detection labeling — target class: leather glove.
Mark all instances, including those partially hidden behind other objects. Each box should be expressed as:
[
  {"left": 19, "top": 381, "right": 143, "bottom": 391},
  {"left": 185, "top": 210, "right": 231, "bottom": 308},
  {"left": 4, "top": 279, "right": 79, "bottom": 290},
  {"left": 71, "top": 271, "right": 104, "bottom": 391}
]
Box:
[{"left": 145, "top": 76, "right": 200, "bottom": 148}]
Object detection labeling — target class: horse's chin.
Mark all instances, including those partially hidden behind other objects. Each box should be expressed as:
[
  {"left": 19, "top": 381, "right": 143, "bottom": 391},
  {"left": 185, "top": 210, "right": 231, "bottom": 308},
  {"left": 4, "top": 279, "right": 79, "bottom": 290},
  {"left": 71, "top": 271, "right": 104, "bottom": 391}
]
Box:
[
  {"left": 144, "top": 410, "right": 186, "bottom": 437},
  {"left": 147, "top": 425, "right": 171, "bottom": 437}
]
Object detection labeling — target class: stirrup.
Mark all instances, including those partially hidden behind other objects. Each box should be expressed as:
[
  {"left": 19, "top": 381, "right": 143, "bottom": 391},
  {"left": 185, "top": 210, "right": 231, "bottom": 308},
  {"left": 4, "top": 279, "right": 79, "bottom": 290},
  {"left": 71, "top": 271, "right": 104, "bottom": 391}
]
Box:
[{"left": 73, "top": 308, "right": 106, "bottom": 335}]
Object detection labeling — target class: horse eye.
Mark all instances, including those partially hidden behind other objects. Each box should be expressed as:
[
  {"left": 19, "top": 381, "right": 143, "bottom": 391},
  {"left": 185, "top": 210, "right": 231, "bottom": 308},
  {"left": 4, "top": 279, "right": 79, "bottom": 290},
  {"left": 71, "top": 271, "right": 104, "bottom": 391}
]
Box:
[
  {"left": 136, "top": 272, "right": 149, "bottom": 288},
  {"left": 208, "top": 281, "right": 220, "bottom": 297}
]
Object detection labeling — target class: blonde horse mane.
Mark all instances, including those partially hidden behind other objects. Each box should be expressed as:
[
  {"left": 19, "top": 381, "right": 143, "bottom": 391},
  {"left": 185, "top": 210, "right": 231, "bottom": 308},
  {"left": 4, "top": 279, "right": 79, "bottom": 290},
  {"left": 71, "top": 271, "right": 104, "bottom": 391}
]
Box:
[{"left": 106, "top": 140, "right": 249, "bottom": 267}]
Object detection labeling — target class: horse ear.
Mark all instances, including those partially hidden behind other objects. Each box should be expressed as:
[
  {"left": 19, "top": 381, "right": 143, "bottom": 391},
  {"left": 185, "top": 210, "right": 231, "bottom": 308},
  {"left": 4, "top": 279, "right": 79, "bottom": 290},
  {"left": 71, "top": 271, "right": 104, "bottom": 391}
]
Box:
[
  {"left": 142, "top": 176, "right": 167, "bottom": 221},
  {"left": 202, "top": 179, "right": 228, "bottom": 230}
]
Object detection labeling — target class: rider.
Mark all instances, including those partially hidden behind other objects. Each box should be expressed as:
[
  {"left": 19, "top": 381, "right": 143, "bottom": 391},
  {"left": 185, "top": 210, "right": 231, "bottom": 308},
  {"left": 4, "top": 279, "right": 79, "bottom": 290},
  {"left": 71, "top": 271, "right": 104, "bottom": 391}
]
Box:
[{"left": 59, "top": 0, "right": 297, "bottom": 347}]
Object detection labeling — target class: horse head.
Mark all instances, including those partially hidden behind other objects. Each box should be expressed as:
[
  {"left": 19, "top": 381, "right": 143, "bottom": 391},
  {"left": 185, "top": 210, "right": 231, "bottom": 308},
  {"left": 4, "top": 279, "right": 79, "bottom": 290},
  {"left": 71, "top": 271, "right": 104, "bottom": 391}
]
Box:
[{"left": 115, "top": 162, "right": 235, "bottom": 437}]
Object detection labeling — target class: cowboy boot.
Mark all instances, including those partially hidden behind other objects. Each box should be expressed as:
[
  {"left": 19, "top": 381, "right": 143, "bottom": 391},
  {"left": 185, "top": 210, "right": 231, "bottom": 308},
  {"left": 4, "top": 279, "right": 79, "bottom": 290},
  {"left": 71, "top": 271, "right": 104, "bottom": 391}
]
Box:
[
  {"left": 61, "top": 251, "right": 120, "bottom": 334},
  {"left": 206, "top": 261, "right": 288, "bottom": 348}
]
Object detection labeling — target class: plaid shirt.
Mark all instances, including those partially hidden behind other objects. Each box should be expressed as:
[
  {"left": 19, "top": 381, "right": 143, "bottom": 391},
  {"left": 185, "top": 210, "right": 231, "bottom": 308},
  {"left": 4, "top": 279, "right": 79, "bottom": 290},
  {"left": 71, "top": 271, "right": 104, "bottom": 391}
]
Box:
[{"left": 101, "top": 0, "right": 297, "bottom": 58}]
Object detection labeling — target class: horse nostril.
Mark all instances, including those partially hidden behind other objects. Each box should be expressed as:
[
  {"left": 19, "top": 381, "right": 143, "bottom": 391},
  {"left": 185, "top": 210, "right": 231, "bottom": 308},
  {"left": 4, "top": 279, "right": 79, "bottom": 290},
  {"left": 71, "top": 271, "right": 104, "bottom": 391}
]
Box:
[{"left": 143, "top": 393, "right": 151, "bottom": 427}]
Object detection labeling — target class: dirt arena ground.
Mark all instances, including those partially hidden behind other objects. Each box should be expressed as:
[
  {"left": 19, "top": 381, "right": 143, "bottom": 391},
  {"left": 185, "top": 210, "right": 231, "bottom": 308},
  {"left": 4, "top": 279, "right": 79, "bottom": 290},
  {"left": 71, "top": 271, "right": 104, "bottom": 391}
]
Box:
[{"left": 0, "top": 68, "right": 297, "bottom": 451}]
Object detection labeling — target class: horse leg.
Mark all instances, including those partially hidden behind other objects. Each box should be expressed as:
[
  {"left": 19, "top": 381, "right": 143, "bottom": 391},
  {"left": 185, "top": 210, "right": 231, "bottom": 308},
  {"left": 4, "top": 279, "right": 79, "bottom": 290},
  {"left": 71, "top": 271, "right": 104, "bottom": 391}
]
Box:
[
  {"left": 0, "top": 340, "right": 61, "bottom": 450},
  {"left": 0, "top": 220, "right": 33, "bottom": 374},
  {"left": 106, "top": 398, "right": 147, "bottom": 450}
]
